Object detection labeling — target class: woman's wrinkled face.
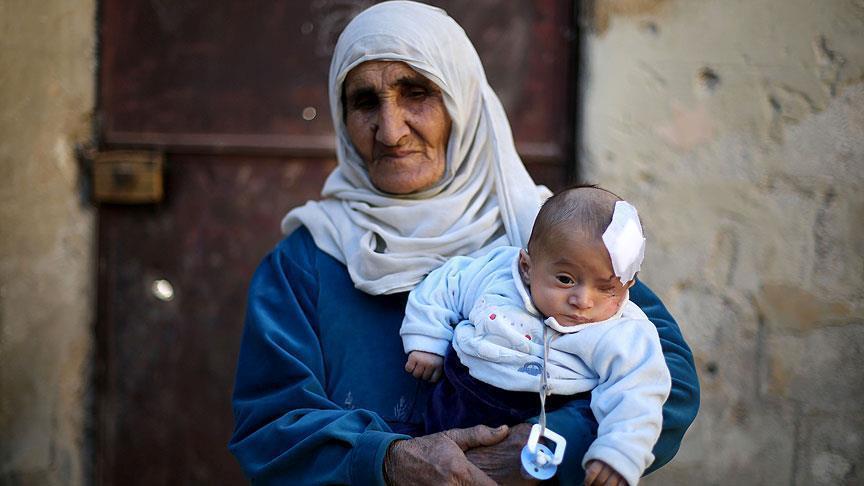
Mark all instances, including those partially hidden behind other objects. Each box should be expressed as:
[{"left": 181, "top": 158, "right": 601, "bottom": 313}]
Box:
[{"left": 343, "top": 61, "right": 452, "bottom": 194}]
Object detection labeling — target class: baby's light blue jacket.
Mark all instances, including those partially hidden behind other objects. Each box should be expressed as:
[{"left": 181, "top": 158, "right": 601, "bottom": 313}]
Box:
[{"left": 401, "top": 246, "right": 672, "bottom": 486}]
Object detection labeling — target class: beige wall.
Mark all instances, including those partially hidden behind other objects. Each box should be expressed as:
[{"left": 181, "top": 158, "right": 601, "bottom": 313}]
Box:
[
  {"left": 0, "top": 0, "right": 96, "bottom": 485},
  {"left": 580, "top": 0, "right": 864, "bottom": 484}
]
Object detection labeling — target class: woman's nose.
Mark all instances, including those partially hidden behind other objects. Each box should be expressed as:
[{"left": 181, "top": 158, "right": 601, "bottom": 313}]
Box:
[
  {"left": 568, "top": 288, "right": 592, "bottom": 309},
  {"left": 375, "top": 100, "right": 410, "bottom": 146}
]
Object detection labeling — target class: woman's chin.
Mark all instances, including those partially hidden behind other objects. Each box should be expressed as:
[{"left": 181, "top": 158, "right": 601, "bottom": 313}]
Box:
[{"left": 369, "top": 161, "right": 443, "bottom": 194}]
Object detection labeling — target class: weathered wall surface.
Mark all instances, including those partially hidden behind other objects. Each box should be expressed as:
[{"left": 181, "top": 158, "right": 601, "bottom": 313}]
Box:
[
  {"left": 0, "top": 0, "right": 96, "bottom": 485},
  {"left": 580, "top": 0, "right": 864, "bottom": 484}
]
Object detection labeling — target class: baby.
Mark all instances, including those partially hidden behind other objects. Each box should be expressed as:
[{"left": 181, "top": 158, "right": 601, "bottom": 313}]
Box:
[{"left": 400, "top": 185, "right": 672, "bottom": 486}]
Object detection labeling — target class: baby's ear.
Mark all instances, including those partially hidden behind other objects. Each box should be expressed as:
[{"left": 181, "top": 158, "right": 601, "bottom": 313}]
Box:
[
  {"left": 518, "top": 249, "right": 532, "bottom": 284},
  {"left": 622, "top": 278, "right": 635, "bottom": 290}
]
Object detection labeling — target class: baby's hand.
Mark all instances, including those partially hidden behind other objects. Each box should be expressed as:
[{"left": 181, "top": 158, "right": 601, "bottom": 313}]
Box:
[
  {"left": 584, "top": 460, "right": 627, "bottom": 486},
  {"left": 405, "top": 351, "right": 444, "bottom": 382}
]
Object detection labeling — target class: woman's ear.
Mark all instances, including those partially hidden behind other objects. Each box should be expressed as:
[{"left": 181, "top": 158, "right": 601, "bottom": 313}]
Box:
[{"left": 518, "top": 249, "right": 532, "bottom": 285}]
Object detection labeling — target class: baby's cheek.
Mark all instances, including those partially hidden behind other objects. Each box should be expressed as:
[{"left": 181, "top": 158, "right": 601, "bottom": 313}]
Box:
[{"left": 598, "top": 294, "right": 624, "bottom": 319}]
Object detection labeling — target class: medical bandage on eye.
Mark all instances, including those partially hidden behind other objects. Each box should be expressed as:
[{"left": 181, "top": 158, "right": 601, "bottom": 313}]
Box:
[{"left": 602, "top": 201, "right": 646, "bottom": 284}]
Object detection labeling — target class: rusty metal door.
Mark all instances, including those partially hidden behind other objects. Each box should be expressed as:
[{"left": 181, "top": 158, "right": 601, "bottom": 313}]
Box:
[{"left": 95, "top": 1, "right": 577, "bottom": 484}]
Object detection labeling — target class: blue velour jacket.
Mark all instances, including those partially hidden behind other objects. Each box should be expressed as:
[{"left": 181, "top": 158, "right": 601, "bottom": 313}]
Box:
[{"left": 229, "top": 227, "right": 700, "bottom": 485}]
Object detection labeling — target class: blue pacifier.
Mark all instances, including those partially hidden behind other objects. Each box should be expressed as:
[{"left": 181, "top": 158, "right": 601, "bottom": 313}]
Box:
[{"left": 520, "top": 423, "right": 567, "bottom": 480}]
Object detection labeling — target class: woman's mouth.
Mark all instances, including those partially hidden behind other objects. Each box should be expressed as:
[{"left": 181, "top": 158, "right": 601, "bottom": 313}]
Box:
[{"left": 375, "top": 147, "right": 421, "bottom": 161}]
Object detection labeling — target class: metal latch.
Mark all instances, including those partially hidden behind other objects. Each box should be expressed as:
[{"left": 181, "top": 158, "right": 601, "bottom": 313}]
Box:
[{"left": 90, "top": 150, "right": 164, "bottom": 204}]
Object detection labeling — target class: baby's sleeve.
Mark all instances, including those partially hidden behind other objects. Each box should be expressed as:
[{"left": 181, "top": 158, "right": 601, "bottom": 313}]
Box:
[
  {"left": 582, "top": 320, "right": 672, "bottom": 486},
  {"left": 400, "top": 255, "right": 476, "bottom": 356}
]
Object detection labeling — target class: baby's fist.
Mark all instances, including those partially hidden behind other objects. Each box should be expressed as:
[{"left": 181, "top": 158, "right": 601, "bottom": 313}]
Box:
[
  {"left": 405, "top": 351, "right": 444, "bottom": 382},
  {"left": 584, "top": 460, "right": 627, "bottom": 486}
]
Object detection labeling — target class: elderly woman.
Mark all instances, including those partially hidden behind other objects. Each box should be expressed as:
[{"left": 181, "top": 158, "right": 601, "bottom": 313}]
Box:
[{"left": 229, "top": 2, "right": 699, "bottom": 485}]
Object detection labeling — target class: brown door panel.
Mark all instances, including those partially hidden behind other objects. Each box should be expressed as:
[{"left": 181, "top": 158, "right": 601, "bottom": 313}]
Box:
[
  {"left": 99, "top": 0, "right": 574, "bottom": 163},
  {"left": 96, "top": 156, "right": 334, "bottom": 484},
  {"left": 97, "top": 1, "right": 575, "bottom": 483}
]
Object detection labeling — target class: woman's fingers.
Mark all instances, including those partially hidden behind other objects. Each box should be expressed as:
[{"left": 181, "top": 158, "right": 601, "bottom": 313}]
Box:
[
  {"left": 444, "top": 424, "right": 510, "bottom": 451},
  {"left": 464, "top": 423, "right": 537, "bottom": 486},
  {"left": 463, "top": 460, "right": 499, "bottom": 486},
  {"left": 384, "top": 430, "right": 502, "bottom": 486}
]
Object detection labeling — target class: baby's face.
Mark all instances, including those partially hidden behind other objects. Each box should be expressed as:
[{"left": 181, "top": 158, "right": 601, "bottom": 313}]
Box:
[{"left": 519, "top": 231, "right": 631, "bottom": 327}]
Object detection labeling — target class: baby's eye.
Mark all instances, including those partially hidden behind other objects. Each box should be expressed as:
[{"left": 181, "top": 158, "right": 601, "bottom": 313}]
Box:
[
  {"left": 556, "top": 275, "right": 574, "bottom": 285},
  {"left": 598, "top": 286, "right": 616, "bottom": 294}
]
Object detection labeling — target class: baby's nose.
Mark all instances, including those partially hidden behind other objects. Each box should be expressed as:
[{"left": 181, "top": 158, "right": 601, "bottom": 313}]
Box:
[{"left": 568, "top": 288, "right": 592, "bottom": 309}]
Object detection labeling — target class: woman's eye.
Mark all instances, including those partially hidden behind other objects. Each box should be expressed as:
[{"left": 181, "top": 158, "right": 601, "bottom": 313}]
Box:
[
  {"left": 556, "top": 275, "right": 574, "bottom": 285},
  {"left": 351, "top": 95, "right": 378, "bottom": 110},
  {"left": 406, "top": 88, "right": 428, "bottom": 99}
]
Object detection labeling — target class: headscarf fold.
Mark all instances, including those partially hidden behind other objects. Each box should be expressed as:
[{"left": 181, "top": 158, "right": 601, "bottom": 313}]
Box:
[{"left": 282, "top": 0, "right": 550, "bottom": 295}]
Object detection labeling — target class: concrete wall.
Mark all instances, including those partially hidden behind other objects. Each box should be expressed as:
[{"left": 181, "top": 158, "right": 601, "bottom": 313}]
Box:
[
  {"left": 579, "top": 0, "right": 864, "bottom": 484},
  {"left": 0, "top": 0, "right": 96, "bottom": 485}
]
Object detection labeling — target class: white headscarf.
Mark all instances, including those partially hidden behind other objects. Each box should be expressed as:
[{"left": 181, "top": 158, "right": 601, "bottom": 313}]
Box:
[{"left": 282, "top": 0, "right": 551, "bottom": 295}]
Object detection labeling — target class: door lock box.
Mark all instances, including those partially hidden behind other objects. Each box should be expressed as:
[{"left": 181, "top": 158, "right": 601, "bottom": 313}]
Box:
[{"left": 91, "top": 150, "right": 164, "bottom": 204}]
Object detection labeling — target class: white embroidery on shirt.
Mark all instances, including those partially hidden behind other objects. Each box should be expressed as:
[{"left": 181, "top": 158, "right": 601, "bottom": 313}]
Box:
[{"left": 393, "top": 396, "right": 409, "bottom": 422}]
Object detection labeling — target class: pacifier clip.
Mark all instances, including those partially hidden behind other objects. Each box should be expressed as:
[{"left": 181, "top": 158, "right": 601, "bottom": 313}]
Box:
[{"left": 520, "top": 324, "right": 567, "bottom": 480}]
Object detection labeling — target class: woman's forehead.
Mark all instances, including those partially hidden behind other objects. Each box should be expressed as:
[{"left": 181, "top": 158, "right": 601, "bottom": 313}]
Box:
[{"left": 344, "top": 61, "right": 437, "bottom": 93}]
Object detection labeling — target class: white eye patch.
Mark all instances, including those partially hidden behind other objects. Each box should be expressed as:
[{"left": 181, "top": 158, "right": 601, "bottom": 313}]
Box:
[{"left": 602, "top": 201, "right": 645, "bottom": 284}]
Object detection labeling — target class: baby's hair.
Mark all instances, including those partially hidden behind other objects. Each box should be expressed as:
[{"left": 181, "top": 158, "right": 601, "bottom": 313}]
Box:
[{"left": 527, "top": 184, "right": 623, "bottom": 254}]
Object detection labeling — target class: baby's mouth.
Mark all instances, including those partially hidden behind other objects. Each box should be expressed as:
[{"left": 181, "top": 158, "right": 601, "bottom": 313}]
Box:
[{"left": 556, "top": 315, "right": 591, "bottom": 326}]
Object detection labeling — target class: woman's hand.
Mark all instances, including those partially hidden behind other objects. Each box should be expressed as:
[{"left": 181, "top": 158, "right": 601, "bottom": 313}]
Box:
[
  {"left": 465, "top": 422, "right": 539, "bottom": 486},
  {"left": 584, "top": 460, "right": 627, "bottom": 486},
  {"left": 384, "top": 424, "right": 509, "bottom": 485},
  {"left": 405, "top": 350, "right": 444, "bottom": 382}
]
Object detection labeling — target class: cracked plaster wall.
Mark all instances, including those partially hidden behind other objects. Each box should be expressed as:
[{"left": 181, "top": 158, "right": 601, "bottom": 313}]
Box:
[
  {"left": 0, "top": 0, "right": 96, "bottom": 485},
  {"left": 580, "top": 0, "right": 864, "bottom": 484}
]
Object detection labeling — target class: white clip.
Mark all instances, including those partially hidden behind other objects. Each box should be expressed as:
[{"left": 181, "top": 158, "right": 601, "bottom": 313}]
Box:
[{"left": 520, "top": 424, "right": 567, "bottom": 480}]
